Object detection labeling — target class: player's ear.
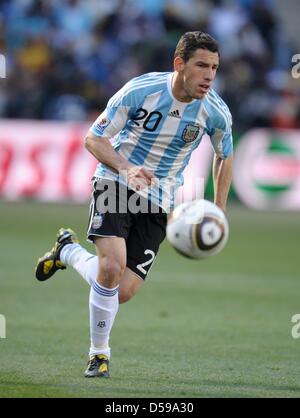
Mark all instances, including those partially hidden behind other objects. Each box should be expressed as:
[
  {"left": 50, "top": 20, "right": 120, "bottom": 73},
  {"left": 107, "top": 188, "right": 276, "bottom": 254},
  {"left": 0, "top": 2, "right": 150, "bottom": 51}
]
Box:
[{"left": 174, "top": 56, "right": 185, "bottom": 72}]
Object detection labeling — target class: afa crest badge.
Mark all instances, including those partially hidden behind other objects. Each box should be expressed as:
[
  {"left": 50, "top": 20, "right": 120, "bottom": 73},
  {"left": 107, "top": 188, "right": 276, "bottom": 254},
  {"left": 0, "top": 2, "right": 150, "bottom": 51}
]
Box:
[
  {"left": 92, "top": 214, "right": 103, "bottom": 229},
  {"left": 182, "top": 124, "right": 201, "bottom": 143}
]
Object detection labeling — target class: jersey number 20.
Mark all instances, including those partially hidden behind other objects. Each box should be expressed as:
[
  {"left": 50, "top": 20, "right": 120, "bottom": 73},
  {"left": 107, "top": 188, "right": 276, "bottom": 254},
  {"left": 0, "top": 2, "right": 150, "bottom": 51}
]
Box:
[{"left": 132, "top": 108, "right": 163, "bottom": 132}]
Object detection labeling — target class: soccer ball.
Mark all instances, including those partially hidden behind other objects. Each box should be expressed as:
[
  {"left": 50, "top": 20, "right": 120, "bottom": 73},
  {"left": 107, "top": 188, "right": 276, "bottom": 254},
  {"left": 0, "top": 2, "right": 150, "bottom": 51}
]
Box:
[{"left": 166, "top": 199, "right": 229, "bottom": 259}]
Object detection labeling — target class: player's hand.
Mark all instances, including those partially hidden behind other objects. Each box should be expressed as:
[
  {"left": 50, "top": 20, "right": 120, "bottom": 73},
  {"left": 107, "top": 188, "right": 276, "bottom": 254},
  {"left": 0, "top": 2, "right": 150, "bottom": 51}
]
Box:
[{"left": 125, "top": 165, "right": 157, "bottom": 191}]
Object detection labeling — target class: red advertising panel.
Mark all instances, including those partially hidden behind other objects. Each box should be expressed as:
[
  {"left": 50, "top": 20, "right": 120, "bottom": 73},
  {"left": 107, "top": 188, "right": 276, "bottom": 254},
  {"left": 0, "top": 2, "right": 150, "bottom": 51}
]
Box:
[
  {"left": 0, "top": 120, "right": 96, "bottom": 201},
  {"left": 0, "top": 119, "right": 213, "bottom": 203}
]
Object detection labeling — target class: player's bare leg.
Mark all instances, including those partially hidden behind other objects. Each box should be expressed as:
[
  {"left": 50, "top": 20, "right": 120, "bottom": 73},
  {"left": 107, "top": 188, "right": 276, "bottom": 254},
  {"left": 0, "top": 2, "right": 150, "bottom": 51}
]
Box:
[
  {"left": 118, "top": 268, "right": 144, "bottom": 304},
  {"left": 35, "top": 229, "right": 143, "bottom": 377},
  {"left": 84, "top": 236, "right": 126, "bottom": 377},
  {"left": 58, "top": 237, "right": 143, "bottom": 303}
]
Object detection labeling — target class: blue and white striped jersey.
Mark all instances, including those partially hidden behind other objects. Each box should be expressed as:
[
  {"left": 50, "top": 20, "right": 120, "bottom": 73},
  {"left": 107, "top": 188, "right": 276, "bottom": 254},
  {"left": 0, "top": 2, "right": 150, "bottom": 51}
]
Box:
[{"left": 90, "top": 72, "right": 233, "bottom": 210}]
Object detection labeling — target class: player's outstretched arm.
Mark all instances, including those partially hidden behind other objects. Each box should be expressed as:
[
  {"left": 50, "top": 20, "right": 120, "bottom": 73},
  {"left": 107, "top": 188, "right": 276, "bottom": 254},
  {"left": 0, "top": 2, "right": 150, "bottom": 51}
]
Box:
[{"left": 213, "top": 153, "right": 233, "bottom": 213}]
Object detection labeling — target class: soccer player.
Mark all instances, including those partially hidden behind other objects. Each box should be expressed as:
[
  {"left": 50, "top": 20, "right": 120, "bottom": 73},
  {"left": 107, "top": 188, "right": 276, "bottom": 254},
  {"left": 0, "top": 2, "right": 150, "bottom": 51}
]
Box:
[{"left": 35, "top": 31, "right": 233, "bottom": 378}]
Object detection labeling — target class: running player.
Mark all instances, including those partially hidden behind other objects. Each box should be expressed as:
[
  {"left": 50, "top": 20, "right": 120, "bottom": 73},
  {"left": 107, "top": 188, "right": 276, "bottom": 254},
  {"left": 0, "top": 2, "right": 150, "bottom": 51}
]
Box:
[{"left": 35, "top": 31, "right": 233, "bottom": 378}]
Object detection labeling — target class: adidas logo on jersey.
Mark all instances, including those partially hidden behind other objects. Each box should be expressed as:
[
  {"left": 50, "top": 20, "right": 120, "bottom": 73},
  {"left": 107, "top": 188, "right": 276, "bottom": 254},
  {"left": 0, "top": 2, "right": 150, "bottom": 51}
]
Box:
[{"left": 168, "top": 109, "right": 181, "bottom": 119}]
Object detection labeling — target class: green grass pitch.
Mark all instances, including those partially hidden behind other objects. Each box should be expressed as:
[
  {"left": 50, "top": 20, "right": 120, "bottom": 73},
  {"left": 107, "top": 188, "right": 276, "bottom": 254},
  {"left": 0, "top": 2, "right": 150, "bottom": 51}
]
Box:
[{"left": 0, "top": 201, "right": 300, "bottom": 398}]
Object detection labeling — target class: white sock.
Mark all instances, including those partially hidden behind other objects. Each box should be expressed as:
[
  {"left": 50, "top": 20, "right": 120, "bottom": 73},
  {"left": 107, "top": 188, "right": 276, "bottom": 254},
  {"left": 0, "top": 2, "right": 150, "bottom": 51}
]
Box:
[
  {"left": 89, "top": 282, "right": 119, "bottom": 359},
  {"left": 60, "top": 244, "right": 98, "bottom": 286}
]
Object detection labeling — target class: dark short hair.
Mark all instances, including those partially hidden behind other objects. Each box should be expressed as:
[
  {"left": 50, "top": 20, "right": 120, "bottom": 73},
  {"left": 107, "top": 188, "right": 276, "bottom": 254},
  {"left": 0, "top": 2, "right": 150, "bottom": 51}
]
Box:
[{"left": 174, "top": 31, "right": 219, "bottom": 62}]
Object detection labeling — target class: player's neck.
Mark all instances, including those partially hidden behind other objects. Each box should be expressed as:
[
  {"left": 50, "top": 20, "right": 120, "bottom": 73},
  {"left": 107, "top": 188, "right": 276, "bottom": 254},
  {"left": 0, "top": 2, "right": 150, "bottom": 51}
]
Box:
[{"left": 171, "top": 72, "right": 193, "bottom": 103}]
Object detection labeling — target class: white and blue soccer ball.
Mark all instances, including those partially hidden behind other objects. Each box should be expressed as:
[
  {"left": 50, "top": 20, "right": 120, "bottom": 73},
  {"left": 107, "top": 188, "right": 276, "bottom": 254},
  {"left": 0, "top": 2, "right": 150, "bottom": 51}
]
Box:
[{"left": 167, "top": 199, "right": 229, "bottom": 259}]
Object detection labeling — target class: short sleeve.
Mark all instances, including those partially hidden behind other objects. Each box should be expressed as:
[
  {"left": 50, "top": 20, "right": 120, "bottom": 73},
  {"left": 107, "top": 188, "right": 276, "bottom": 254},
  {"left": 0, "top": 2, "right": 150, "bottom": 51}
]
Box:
[
  {"left": 90, "top": 80, "right": 138, "bottom": 138},
  {"left": 209, "top": 103, "right": 233, "bottom": 159}
]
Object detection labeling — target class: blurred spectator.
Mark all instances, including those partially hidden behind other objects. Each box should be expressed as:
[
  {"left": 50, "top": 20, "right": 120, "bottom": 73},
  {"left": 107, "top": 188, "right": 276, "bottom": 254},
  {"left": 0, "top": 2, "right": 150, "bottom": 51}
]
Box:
[
  {"left": 0, "top": 0, "right": 297, "bottom": 131},
  {"left": 17, "top": 36, "right": 52, "bottom": 73},
  {"left": 54, "top": 0, "right": 92, "bottom": 40}
]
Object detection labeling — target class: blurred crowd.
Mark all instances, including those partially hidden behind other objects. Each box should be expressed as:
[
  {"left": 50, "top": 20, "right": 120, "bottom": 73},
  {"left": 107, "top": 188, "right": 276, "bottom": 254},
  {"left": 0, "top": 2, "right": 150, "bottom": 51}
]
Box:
[{"left": 0, "top": 0, "right": 299, "bottom": 132}]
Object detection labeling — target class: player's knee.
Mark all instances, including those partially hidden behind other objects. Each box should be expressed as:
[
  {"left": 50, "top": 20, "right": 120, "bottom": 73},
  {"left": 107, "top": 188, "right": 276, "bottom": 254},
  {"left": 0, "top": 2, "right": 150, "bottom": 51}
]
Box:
[{"left": 98, "top": 256, "right": 126, "bottom": 284}]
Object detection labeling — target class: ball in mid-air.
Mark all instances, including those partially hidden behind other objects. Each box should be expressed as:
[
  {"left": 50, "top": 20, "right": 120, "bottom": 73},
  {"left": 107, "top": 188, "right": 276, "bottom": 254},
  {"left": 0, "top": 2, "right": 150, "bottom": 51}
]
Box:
[{"left": 166, "top": 199, "right": 229, "bottom": 259}]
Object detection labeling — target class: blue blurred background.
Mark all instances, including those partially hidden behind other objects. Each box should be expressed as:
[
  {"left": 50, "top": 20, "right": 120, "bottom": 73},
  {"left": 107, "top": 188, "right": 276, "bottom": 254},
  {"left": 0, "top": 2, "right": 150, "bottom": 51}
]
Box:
[
  {"left": 0, "top": 0, "right": 299, "bottom": 129},
  {"left": 0, "top": 0, "right": 300, "bottom": 209}
]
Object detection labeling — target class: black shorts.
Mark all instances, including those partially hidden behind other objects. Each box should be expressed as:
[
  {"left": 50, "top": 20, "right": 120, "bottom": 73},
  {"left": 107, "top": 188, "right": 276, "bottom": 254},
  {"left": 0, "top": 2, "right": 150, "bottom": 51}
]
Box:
[{"left": 87, "top": 179, "right": 167, "bottom": 280}]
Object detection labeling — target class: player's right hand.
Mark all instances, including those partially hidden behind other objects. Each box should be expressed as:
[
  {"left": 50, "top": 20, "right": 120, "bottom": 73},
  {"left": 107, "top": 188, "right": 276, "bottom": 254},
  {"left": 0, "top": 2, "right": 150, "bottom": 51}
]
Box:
[{"left": 123, "top": 165, "right": 157, "bottom": 191}]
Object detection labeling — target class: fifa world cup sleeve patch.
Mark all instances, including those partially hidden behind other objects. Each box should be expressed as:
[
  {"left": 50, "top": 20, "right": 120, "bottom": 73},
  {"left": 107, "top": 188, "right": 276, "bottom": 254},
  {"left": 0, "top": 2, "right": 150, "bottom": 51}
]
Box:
[{"left": 94, "top": 117, "right": 111, "bottom": 136}]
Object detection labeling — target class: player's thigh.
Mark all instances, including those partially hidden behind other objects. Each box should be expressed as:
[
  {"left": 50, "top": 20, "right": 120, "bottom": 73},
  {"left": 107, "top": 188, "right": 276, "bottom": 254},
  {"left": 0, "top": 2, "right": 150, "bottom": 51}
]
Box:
[
  {"left": 87, "top": 178, "right": 132, "bottom": 286},
  {"left": 126, "top": 213, "right": 167, "bottom": 281},
  {"left": 94, "top": 236, "right": 127, "bottom": 286},
  {"left": 118, "top": 267, "right": 144, "bottom": 304},
  {"left": 94, "top": 236, "right": 127, "bottom": 265}
]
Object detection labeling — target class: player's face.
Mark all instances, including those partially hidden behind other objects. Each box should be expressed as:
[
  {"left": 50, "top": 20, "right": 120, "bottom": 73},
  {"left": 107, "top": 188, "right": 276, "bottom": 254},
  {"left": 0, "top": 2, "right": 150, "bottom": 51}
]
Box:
[{"left": 175, "top": 49, "right": 219, "bottom": 100}]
